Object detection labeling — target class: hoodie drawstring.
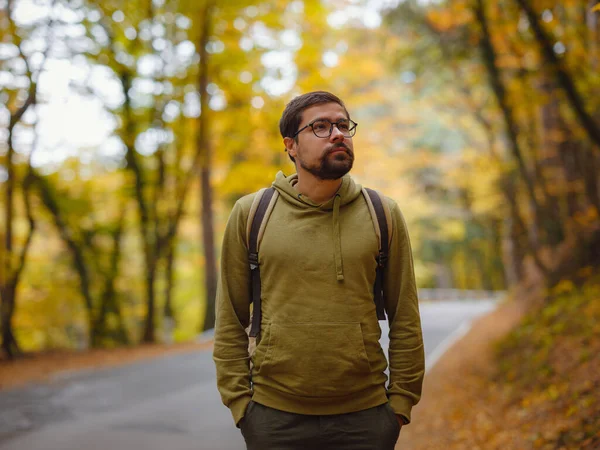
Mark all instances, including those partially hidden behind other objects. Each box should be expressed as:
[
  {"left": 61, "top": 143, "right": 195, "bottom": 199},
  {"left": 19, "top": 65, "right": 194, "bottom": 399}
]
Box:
[{"left": 333, "top": 194, "right": 344, "bottom": 281}]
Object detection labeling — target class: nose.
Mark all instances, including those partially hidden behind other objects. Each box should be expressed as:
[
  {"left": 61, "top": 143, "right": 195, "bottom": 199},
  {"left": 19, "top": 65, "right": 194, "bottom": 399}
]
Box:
[{"left": 330, "top": 125, "right": 345, "bottom": 142}]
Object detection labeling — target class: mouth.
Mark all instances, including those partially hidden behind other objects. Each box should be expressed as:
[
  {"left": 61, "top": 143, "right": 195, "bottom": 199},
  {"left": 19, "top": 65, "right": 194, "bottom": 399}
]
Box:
[{"left": 329, "top": 145, "right": 350, "bottom": 155}]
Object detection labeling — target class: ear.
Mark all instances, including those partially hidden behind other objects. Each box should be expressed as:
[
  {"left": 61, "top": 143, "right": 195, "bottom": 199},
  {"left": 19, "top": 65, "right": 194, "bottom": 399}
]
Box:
[{"left": 283, "top": 137, "right": 297, "bottom": 158}]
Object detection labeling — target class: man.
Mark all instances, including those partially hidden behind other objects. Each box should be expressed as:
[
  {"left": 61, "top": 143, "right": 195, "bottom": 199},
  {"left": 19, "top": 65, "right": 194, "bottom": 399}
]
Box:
[{"left": 213, "top": 91, "right": 424, "bottom": 450}]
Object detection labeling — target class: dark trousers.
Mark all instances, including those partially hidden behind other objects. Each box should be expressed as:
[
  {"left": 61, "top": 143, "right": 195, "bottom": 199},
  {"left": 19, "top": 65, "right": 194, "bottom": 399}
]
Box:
[{"left": 240, "top": 401, "right": 401, "bottom": 450}]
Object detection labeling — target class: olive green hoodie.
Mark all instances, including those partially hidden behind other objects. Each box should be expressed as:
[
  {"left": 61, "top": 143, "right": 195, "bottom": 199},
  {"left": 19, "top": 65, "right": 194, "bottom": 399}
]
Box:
[{"left": 213, "top": 171, "right": 424, "bottom": 426}]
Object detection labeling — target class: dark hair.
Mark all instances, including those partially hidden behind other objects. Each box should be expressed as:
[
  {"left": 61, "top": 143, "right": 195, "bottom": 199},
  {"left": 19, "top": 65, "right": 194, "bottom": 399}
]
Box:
[{"left": 279, "top": 91, "right": 350, "bottom": 163}]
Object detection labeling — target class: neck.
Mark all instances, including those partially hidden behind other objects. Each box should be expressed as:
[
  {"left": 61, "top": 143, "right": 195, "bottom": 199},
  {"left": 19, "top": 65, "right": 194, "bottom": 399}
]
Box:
[{"left": 295, "top": 169, "right": 343, "bottom": 204}]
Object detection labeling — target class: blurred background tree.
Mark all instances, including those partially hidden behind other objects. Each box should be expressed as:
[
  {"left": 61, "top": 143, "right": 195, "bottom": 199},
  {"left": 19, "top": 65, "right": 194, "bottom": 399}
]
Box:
[{"left": 1, "top": 0, "right": 598, "bottom": 357}]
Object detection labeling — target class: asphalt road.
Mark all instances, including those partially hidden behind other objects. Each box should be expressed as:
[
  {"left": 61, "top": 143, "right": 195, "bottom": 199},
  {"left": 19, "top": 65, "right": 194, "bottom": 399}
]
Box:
[{"left": 0, "top": 299, "right": 497, "bottom": 450}]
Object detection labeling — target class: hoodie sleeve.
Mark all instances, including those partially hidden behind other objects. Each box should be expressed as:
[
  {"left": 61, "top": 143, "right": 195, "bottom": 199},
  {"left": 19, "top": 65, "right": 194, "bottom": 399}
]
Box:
[
  {"left": 384, "top": 200, "right": 425, "bottom": 424},
  {"left": 212, "top": 200, "right": 253, "bottom": 426}
]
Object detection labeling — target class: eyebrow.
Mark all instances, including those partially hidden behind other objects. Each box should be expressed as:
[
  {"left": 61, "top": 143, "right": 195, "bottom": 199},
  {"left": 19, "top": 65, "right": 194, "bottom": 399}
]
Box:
[{"left": 311, "top": 116, "right": 349, "bottom": 122}]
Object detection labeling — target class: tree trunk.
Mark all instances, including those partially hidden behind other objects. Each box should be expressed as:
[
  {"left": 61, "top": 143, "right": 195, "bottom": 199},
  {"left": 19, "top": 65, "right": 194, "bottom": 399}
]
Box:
[
  {"left": 518, "top": 70, "right": 552, "bottom": 206},
  {"left": 515, "top": 0, "right": 600, "bottom": 150},
  {"left": 558, "top": 139, "right": 582, "bottom": 219},
  {"left": 162, "top": 239, "right": 176, "bottom": 344},
  {"left": 502, "top": 214, "right": 523, "bottom": 285},
  {"left": 201, "top": 167, "right": 217, "bottom": 331},
  {"left": 33, "top": 174, "right": 94, "bottom": 313},
  {"left": 580, "top": 144, "right": 600, "bottom": 218},
  {"left": 142, "top": 266, "right": 157, "bottom": 342},
  {"left": 490, "top": 218, "right": 508, "bottom": 289},
  {"left": 434, "top": 262, "right": 453, "bottom": 289},
  {"left": 474, "top": 7, "right": 549, "bottom": 278},
  {"left": 2, "top": 140, "right": 17, "bottom": 358},
  {"left": 588, "top": 0, "right": 599, "bottom": 70},
  {"left": 120, "top": 72, "right": 157, "bottom": 343},
  {"left": 2, "top": 179, "right": 32, "bottom": 357},
  {"left": 105, "top": 210, "right": 129, "bottom": 345},
  {"left": 91, "top": 209, "right": 128, "bottom": 347},
  {"left": 1, "top": 29, "right": 39, "bottom": 355},
  {"left": 164, "top": 239, "right": 175, "bottom": 320},
  {"left": 0, "top": 283, "right": 21, "bottom": 358},
  {"left": 196, "top": 2, "right": 217, "bottom": 332},
  {"left": 474, "top": 0, "right": 545, "bottom": 243},
  {"left": 536, "top": 78, "right": 566, "bottom": 244},
  {"left": 500, "top": 173, "right": 550, "bottom": 277}
]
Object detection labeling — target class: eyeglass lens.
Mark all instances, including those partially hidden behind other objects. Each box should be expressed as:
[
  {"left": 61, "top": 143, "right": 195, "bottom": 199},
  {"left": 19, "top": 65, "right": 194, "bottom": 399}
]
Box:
[{"left": 312, "top": 119, "right": 356, "bottom": 138}]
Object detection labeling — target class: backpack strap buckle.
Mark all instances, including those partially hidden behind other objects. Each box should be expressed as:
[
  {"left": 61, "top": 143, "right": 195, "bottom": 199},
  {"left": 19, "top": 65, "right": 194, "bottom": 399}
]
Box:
[
  {"left": 248, "top": 252, "right": 259, "bottom": 270},
  {"left": 376, "top": 251, "right": 388, "bottom": 268}
]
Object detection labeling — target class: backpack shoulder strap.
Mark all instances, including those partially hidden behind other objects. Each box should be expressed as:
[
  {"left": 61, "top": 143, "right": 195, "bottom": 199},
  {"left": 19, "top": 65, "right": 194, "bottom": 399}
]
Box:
[
  {"left": 247, "top": 187, "right": 278, "bottom": 337},
  {"left": 362, "top": 188, "right": 392, "bottom": 250},
  {"left": 362, "top": 188, "right": 392, "bottom": 320}
]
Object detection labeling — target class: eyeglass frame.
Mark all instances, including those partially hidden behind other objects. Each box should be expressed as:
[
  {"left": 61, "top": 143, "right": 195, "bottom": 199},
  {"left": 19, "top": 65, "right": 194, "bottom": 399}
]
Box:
[{"left": 291, "top": 118, "right": 358, "bottom": 139}]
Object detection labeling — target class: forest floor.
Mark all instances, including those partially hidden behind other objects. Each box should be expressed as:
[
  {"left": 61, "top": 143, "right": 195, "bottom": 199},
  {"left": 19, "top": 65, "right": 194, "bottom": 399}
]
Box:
[
  {"left": 0, "top": 339, "right": 212, "bottom": 390},
  {"left": 398, "top": 273, "right": 600, "bottom": 450}
]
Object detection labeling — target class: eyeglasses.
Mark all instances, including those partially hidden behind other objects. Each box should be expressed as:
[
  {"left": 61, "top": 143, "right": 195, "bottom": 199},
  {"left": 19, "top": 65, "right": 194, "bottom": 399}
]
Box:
[{"left": 292, "top": 118, "right": 358, "bottom": 139}]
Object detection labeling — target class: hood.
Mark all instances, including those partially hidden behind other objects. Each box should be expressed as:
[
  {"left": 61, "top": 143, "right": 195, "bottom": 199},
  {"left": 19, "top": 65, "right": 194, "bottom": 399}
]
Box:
[
  {"left": 271, "top": 171, "right": 363, "bottom": 210},
  {"left": 271, "top": 171, "right": 363, "bottom": 282}
]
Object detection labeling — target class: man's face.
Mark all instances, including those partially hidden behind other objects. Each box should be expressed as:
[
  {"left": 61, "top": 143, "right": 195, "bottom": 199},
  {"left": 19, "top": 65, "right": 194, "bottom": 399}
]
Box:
[{"left": 285, "top": 102, "right": 355, "bottom": 180}]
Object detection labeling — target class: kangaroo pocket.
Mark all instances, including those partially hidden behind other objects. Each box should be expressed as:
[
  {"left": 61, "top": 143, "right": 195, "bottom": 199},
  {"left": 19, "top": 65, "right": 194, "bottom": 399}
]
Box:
[{"left": 258, "top": 322, "right": 372, "bottom": 397}]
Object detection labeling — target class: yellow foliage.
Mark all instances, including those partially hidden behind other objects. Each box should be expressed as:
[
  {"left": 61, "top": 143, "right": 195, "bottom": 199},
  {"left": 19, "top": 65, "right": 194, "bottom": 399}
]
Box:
[
  {"left": 573, "top": 206, "right": 599, "bottom": 227},
  {"left": 551, "top": 279, "right": 575, "bottom": 296},
  {"left": 219, "top": 160, "right": 280, "bottom": 197},
  {"left": 440, "top": 220, "right": 466, "bottom": 241},
  {"left": 426, "top": 9, "right": 463, "bottom": 32}
]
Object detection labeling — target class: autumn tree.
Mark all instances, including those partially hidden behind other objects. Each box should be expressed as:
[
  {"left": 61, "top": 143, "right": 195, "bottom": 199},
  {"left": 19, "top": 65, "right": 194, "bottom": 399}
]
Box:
[
  {"left": 0, "top": 0, "right": 54, "bottom": 357},
  {"left": 383, "top": 0, "right": 600, "bottom": 286}
]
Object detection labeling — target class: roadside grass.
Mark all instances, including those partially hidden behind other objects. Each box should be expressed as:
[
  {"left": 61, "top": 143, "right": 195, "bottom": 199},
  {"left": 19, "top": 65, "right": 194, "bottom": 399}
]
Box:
[
  {"left": 491, "top": 275, "right": 600, "bottom": 449},
  {"left": 398, "top": 273, "right": 600, "bottom": 450}
]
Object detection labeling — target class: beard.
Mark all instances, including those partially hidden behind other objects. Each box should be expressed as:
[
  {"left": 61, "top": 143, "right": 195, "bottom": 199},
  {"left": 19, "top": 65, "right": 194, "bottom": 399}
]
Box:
[{"left": 299, "top": 144, "right": 354, "bottom": 180}]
